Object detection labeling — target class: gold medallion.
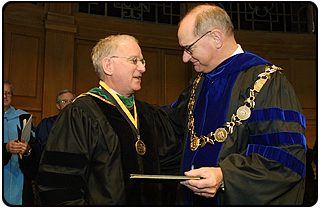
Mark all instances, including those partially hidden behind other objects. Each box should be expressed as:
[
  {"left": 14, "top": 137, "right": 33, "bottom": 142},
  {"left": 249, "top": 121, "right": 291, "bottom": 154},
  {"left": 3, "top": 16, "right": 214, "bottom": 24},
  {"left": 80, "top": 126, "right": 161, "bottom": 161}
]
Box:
[
  {"left": 190, "top": 136, "right": 200, "bottom": 151},
  {"left": 236, "top": 105, "right": 251, "bottom": 121},
  {"left": 214, "top": 128, "right": 228, "bottom": 142},
  {"left": 135, "top": 139, "right": 146, "bottom": 155}
]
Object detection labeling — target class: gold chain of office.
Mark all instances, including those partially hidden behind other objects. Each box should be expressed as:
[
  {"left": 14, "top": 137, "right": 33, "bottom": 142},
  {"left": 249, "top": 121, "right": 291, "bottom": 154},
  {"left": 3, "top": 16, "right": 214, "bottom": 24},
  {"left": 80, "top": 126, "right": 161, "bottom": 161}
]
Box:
[{"left": 188, "top": 65, "right": 283, "bottom": 151}]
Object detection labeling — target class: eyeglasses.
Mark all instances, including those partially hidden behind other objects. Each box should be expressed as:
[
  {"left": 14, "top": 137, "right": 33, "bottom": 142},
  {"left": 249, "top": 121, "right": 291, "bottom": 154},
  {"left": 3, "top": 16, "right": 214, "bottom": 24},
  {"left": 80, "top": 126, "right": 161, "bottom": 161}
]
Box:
[
  {"left": 182, "top": 31, "right": 212, "bottom": 55},
  {"left": 110, "top": 56, "right": 146, "bottom": 66},
  {"left": 4, "top": 91, "right": 12, "bottom": 97}
]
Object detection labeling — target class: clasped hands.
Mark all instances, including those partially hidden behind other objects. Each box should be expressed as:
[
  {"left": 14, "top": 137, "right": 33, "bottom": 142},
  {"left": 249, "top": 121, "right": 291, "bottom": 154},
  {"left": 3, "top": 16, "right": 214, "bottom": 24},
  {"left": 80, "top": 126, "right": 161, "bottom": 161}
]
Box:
[
  {"left": 6, "top": 139, "right": 30, "bottom": 156},
  {"left": 180, "top": 167, "right": 223, "bottom": 198}
]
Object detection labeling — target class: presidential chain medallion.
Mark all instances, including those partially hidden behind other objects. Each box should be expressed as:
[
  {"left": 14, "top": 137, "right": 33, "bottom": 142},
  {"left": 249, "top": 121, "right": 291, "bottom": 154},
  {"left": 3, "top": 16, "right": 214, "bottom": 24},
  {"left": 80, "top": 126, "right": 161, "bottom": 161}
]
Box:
[
  {"left": 236, "top": 105, "right": 251, "bottom": 121},
  {"left": 187, "top": 65, "right": 281, "bottom": 151},
  {"left": 190, "top": 136, "right": 200, "bottom": 151},
  {"left": 214, "top": 128, "right": 228, "bottom": 142}
]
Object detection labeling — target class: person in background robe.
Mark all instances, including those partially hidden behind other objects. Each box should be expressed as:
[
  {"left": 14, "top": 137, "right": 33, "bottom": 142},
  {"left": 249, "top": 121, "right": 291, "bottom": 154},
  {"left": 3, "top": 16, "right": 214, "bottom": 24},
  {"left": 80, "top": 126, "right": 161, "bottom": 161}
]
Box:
[
  {"left": 3, "top": 81, "right": 40, "bottom": 206},
  {"left": 36, "top": 34, "right": 182, "bottom": 206},
  {"left": 164, "top": 4, "right": 307, "bottom": 205},
  {"left": 35, "top": 89, "right": 75, "bottom": 151}
]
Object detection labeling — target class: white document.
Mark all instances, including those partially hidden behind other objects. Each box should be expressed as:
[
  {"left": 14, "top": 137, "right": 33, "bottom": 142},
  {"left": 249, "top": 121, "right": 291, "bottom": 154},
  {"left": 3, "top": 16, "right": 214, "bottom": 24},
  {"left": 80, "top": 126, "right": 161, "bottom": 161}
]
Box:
[
  {"left": 21, "top": 115, "right": 32, "bottom": 142},
  {"left": 130, "top": 174, "right": 201, "bottom": 180}
]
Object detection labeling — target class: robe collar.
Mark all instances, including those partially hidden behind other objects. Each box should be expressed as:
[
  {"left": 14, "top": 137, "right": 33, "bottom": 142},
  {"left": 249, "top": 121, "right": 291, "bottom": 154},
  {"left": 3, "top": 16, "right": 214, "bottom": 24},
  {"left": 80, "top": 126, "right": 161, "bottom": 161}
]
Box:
[
  {"left": 204, "top": 51, "right": 270, "bottom": 81},
  {"left": 88, "top": 81, "right": 135, "bottom": 108},
  {"left": 4, "top": 106, "right": 27, "bottom": 120}
]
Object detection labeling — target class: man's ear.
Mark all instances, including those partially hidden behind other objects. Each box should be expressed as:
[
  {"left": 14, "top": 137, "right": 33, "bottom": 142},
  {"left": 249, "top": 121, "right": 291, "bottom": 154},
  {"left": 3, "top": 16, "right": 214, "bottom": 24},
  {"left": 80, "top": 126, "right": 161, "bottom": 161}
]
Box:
[
  {"left": 102, "top": 57, "right": 113, "bottom": 75},
  {"left": 211, "top": 29, "right": 223, "bottom": 49}
]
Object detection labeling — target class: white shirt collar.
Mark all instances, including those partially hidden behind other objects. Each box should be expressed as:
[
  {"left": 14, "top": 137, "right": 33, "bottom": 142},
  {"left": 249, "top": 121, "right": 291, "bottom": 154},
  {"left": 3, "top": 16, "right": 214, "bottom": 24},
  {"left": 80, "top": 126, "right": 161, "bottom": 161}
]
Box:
[{"left": 231, "top": 44, "right": 244, "bottom": 56}]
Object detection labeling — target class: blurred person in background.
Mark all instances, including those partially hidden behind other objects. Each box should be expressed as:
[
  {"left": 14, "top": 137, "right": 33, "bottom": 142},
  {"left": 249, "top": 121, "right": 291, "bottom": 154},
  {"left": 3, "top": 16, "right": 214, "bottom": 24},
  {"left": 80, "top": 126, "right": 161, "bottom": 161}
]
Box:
[
  {"left": 3, "top": 81, "right": 40, "bottom": 206},
  {"left": 35, "top": 89, "right": 75, "bottom": 151}
]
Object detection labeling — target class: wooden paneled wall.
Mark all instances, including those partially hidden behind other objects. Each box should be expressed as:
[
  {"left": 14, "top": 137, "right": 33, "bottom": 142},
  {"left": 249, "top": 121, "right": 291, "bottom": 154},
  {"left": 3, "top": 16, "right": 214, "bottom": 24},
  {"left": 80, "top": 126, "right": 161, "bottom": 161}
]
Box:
[{"left": 3, "top": 3, "right": 317, "bottom": 148}]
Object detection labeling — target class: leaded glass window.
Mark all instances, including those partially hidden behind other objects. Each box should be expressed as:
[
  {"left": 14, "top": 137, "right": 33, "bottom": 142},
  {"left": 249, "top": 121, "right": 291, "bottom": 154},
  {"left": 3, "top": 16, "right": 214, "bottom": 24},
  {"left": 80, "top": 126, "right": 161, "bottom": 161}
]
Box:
[{"left": 77, "top": 2, "right": 316, "bottom": 33}]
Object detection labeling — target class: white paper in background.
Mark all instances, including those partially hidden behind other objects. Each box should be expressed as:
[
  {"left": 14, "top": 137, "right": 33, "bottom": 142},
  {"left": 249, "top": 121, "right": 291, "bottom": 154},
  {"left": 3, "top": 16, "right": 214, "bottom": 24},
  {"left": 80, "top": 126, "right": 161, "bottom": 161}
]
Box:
[{"left": 21, "top": 115, "right": 32, "bottom": 142}]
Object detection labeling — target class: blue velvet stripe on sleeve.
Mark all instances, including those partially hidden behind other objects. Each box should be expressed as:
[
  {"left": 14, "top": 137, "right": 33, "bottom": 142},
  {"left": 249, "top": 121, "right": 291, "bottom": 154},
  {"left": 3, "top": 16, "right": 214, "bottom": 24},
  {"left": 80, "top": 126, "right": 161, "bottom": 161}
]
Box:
[
  {"left": 248, "top": 107, "right": 306, "bottom": 129},
  {"left": 246, "top": 144, "right": 306, "bottom": 177},
  {"left": 249, "top": 132, "right": 307, "bottom": 152},
  {"left": 246, "top": 107, "right": 306, "bottom": 177}
]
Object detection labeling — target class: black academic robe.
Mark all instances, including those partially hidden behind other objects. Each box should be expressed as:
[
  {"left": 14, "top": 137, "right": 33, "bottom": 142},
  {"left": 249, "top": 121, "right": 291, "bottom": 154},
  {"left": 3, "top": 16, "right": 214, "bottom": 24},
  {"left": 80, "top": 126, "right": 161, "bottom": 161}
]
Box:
[
  {"left": 35, "top": 115, "right": 58, "bottom": 151},
  {"left": 165, "top": 52, "right": 306, "bottom": 205},
  {"left": 36, "top": 95, "right": 182, "bottom": 206}
]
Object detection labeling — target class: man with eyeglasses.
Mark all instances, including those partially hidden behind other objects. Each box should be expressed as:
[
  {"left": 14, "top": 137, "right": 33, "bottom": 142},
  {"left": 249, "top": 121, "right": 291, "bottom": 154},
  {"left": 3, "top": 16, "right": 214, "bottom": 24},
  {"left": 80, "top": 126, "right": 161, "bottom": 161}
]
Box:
[
  {"left": 36, "top": 34, "right": 182, "bottom": 205},
  {"left": 164, "top": 4, "right": 306, "bottom": 206},
  {"left": 3, "top": 81, "right": 40, "bottom": 206},
  {"left": 35, "top": 89, "right": 75, "bottom": 151}
]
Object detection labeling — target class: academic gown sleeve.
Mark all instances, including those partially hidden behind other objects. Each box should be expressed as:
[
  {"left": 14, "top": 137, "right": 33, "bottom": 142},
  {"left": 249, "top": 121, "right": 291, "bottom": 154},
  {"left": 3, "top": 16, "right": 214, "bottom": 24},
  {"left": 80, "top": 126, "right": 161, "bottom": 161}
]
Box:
[
  {"left": 218, "top": 67, "right": 306, "bottom": 205},
  {"left": 138, "top": 102, "right": 183, "bottom": 174},
  {"left": 161, "top": 79, "right": 194, "bottom": 146},
  {"left": 37, "top": 96, "right": 125, "bottom": 205},
  {"left": 136, "top": 101, "right": 184, "bottom": 205}
]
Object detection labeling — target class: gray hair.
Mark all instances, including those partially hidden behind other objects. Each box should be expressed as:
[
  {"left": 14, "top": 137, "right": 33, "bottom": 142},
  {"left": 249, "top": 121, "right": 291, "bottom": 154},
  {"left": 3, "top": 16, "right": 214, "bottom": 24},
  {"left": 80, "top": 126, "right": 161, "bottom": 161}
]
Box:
[{"left": 91, "top": 34, "right": 139, "bottom": 79}]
